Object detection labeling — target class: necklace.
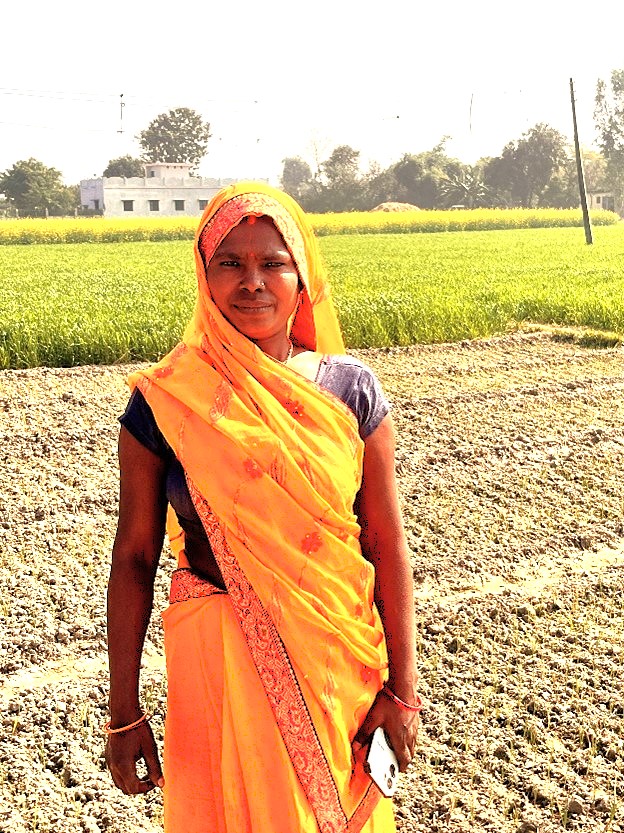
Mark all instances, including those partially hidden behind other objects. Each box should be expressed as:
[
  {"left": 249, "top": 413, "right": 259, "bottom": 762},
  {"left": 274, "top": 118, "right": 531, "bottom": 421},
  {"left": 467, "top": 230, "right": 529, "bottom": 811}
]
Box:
[{"left": 278, "top": 339, "right": 294, "bottom": 364}]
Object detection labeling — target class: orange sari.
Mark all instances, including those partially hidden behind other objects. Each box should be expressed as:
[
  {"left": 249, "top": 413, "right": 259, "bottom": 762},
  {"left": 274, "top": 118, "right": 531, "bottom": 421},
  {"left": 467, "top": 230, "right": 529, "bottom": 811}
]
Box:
[{"left": 129, "top": 182, "right": 395, "bottom": 832}]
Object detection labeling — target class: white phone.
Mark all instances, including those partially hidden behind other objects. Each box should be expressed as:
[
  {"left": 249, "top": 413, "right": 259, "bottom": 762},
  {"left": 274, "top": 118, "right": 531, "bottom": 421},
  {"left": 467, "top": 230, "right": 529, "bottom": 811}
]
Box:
[{"left": 363, "top": 727, "right": 399, "bottom": 797}]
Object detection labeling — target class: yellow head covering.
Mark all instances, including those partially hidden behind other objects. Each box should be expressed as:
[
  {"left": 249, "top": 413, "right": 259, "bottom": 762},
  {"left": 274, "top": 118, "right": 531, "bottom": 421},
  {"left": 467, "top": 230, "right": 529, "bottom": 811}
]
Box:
[{"left": 190, "top": 180, "right": 344, "bottom": 358}]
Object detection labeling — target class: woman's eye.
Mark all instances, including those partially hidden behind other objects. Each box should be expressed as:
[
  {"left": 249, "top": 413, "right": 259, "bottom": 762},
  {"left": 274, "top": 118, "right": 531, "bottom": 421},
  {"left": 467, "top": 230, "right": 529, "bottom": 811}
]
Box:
[
  {"left": 220, "top": 260, "right": 239, "bottom": 267},
  {"left": 265, "top": 261, "right": 285, "bottom": 268}
]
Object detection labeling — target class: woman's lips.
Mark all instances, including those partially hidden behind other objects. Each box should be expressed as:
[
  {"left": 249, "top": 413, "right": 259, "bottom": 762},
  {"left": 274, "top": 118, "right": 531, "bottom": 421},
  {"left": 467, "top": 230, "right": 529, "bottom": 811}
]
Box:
[{"left": 233, "top": 302, "right": 273, "bottom": 312}]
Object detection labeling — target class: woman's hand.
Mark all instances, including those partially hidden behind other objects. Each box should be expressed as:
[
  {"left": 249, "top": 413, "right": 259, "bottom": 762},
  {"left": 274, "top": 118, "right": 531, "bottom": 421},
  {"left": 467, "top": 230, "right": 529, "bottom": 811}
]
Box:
[
  {"left": 353, "top": 690, "right": 420, "bottom": 773},
  {"left": 105, "top": 722, "right": 164, "bottom": 795}
]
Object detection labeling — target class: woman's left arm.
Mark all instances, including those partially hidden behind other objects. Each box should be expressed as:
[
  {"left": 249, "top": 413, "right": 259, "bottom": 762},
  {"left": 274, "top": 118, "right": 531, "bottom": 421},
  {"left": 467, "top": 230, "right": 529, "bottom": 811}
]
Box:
[{"left": 353, "top": 413, "right": 420, "bottom": 771}]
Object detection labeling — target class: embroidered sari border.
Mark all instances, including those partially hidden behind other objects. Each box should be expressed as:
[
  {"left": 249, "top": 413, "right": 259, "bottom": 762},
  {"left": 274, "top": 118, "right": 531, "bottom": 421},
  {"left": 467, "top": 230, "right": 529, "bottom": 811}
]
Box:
[
  {"left": 168, "top": 568, "right": 227, "bottom": 605},
  {"left": 187, "top": 475, "right": 355, "bottom": 833}
]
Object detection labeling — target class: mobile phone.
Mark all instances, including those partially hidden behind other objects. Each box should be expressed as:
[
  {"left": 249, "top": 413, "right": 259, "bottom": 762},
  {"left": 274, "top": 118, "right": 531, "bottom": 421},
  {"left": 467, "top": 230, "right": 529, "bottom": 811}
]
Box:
[{"left": 363, "top": 727, "right": 399, "bottom": 797}]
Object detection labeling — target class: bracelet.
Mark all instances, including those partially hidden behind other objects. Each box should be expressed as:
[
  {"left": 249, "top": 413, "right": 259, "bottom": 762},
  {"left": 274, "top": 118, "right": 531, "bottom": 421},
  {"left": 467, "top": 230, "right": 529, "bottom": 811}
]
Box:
[
  {"left": 381, "top": 685, "right": 423, "bottom": 713},
  {"left": 103, "top": 711, "right": 152, "bottom": 736}
]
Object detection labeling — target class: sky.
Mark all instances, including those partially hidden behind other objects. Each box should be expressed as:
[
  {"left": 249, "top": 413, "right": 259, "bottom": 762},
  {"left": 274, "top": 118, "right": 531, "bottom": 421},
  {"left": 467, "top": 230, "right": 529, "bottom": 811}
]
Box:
[{"left": 1, "top": 0, "right": 623, "bottom": 186}]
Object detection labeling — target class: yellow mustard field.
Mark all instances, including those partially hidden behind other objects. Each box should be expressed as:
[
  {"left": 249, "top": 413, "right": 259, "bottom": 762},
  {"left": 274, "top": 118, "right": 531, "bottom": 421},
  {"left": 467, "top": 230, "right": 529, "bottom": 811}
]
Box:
[{"left": 0, "top": 208, "right": 618, "bottom": 244}]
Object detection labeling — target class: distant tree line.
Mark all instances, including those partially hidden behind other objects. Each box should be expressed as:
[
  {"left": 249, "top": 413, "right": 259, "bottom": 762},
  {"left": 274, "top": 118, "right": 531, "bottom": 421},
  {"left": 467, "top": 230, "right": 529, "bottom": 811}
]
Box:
[
  {"left": 2, "top": 74, "right": 624, "bottom": 217},
  {"left": 280, "top": 125, "right": 615, "bottom": 213}
]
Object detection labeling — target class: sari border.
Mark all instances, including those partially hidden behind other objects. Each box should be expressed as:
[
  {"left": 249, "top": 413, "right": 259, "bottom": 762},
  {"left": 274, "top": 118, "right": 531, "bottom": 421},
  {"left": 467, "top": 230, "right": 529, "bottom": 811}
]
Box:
[
  {"left": 186, "top": 475, "right": 356, "bottom": 833},
  {"left": 347, "top": 783, "right": 383, "bottom": 833},
  {"left": 168, "top": 568, "right": 227, "bottom": 604}
]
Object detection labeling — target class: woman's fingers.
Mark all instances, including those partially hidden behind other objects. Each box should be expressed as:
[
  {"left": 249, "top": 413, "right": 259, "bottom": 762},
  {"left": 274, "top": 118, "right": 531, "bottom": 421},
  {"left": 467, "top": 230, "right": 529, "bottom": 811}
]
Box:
[
  {"left": 385, "top": 709, "right": 419, "bottom": 772},
  {"left": 387, "top": 722, "right": 416, "bottom": 772},
  {"left": 105, "top": 725, "right": 163, "bottom": 794},
  {"left": 353, "top": 693, "right": 419, "bottom": 772},
  {"left": 144, "top": 738, "right": 165, "bottom": 790}
]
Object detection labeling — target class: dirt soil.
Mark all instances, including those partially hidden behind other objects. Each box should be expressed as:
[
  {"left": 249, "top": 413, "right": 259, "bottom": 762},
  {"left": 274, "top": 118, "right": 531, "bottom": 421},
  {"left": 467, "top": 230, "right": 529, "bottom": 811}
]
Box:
[{"left": 1, "top": 329, "right": 624, "bottom": 833}]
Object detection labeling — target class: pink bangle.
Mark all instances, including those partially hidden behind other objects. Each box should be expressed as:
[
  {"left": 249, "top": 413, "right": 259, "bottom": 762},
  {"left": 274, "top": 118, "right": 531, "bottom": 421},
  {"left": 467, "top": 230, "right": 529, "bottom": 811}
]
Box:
[
  {"left": 381, "top": 685, "right": 422, "bottom": 713},
  {"left": 103, "top": 711, "right": 152, "bottom": 735}
]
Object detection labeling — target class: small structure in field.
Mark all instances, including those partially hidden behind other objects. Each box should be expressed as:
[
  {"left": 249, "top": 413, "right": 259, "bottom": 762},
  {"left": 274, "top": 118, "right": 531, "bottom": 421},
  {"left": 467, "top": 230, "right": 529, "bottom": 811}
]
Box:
[
  {"left": 370, "top": 202, "right": 420, "bottom": 212},
  {"left": 587, "top": 191, "right": 618, "bottom": 214}
]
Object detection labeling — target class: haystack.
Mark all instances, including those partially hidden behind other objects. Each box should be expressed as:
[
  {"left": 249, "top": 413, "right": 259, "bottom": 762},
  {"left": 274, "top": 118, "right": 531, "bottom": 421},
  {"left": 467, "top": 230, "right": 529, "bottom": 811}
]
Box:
[{"left": 370, "top": 201, "right": 420, "bottom": 212}]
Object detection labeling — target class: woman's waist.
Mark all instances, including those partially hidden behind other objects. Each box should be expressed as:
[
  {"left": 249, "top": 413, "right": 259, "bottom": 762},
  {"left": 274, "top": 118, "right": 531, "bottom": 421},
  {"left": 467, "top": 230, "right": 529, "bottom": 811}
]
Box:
[{"left": 169, "top": 567, "right": 227, "bottom": 604}]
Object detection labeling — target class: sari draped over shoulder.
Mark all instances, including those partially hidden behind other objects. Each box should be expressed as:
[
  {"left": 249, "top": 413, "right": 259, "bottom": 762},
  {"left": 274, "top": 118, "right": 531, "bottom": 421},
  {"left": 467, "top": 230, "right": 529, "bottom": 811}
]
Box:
[{"left": 128, "top": 182, "right": 395, "bottom": 832}]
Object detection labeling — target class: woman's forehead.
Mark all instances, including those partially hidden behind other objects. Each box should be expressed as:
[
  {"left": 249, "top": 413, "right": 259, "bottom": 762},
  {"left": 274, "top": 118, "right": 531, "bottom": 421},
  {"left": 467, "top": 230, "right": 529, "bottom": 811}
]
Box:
[{"left": 214, "top": 217, "right": 289, "bottom": 255}]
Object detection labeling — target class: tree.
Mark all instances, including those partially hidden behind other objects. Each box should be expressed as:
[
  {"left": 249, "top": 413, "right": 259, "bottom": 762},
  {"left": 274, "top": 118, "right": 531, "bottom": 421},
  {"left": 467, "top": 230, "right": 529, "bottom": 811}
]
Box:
[
  {"left": 539, "top": 156, "right": 578, "bottom": 208},
  {"left": 390, "top": 140, "right": 464, "bottom": 208},
  {"left": 363, "top": 162, "right": 402, "bottom": 209},
  {"left": 321, "top": 145, "right": 360, "bottom": 189},
  {"left": 439, "top": 164, "right": 498, "bottom": 208},
  {"left": 103, "top": 155, "right": 144, "bottom": 177},
  {"left": 137, "top": 107, "right": 212, "bottom": 171},
  {"left": 595, "top": 69, "right": 624, "bottom": 155},
  {"left": 580, "top": 150, "right": 609, "bottom": 193},
  {"left": 484, "top": 124, "right": 569, "bottom": 207},
  {"left": 298, "top": 145, "right": 366, "bottom": 212},
  {"left": 280, "top": 157, "right": 314, "bottom": 204},
  {"left": 0, "top": 158, "right": 78, "bottom": 216},
  {"left": 594, "top": 69, "right": 624, "bottom": 209}
]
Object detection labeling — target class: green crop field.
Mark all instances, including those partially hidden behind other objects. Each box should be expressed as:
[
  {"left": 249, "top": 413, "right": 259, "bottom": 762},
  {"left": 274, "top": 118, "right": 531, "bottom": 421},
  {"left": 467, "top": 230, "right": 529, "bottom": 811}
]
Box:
[{"left": 2, "top": 224, "right": 624, "bottom": 369}]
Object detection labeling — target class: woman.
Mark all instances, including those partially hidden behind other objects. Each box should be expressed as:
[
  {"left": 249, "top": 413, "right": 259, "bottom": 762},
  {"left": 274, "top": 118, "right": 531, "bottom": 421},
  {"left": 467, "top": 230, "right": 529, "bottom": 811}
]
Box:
[{"left": 105, "top": 182, "right": 420, "bottom": 833}]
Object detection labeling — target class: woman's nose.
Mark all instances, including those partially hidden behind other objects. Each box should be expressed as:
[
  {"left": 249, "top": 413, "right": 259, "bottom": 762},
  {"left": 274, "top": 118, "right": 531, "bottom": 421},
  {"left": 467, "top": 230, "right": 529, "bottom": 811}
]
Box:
[{"left": 240, "top": 264, "right": 265, "bottom": 290}]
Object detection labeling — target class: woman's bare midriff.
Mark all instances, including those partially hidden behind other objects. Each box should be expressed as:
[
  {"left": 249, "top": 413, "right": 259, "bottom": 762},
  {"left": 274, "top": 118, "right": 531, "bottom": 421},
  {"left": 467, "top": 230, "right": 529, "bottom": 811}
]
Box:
[{"left": 183, "top": 540, "right": 227, "bottom": 590}]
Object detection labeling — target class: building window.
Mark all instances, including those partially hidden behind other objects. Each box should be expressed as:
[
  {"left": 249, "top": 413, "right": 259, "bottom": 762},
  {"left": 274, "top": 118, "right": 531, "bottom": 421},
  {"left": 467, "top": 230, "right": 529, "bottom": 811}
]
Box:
[
  {"left": 198, "top": 199, "right": 208, "bottom": 211},
  {"left": 174, "top": 200, "right": 185, "bottom": 211},
  {"left": 596, "top": 195, "right": 601, "bottom": 204},
  {"left": 149, "top": 200, "right": 160, "bottom": 211},
  {"left": 122, "top": 200, "right": 134, "bottom": 212},
  {"left": 149, "top": 170, "right": 156, "bottom": 177}
]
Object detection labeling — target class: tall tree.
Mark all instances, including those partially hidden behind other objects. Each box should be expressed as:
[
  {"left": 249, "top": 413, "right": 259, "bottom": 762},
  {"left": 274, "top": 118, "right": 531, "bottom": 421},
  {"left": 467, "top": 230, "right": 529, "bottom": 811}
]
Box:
[
  {"left": 280, "top": 156, "right": 314, "bottom": 205},
  {"left": 594, "top": 69, "right": 624, "bottom": 209},
  {"left": 137, "top": 108, "right": 212, "bottom": 171},
  {"left": 103, "top": 155, "right": 144, "bottom": 177},
  {"left": 316, "top": 145, "right": 366, "bottom": 212},
  {"left": 0, "top": 158, "right": 77, "bottom": 216},
  {"left": 484, "top": 124, "right": 569, "bottom": 207},
  {"left": 539, "top": 156, "right": 578, "bottom": 208},
  {"left": 391, "top": 140, "right": 464, "bottom": 208}
]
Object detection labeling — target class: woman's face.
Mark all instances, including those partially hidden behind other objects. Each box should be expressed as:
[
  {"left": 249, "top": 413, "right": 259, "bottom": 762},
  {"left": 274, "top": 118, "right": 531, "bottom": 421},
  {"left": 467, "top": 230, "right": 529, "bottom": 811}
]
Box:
[{"left": 205, "top": 217, "right": 300, "bottom": 353}]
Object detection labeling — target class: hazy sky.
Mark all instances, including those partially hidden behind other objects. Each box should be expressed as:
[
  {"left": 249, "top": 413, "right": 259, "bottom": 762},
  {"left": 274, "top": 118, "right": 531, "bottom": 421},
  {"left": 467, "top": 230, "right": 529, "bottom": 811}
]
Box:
[{"left": 2, "top": 0, "right": 622, "bottom": 185}]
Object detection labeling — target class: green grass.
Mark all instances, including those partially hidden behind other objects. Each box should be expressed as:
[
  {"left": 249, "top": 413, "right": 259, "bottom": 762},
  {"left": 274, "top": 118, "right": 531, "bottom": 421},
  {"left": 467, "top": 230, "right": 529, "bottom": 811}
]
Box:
[{"left": 2, "top": 224, "right": 624, "bottom": 369}]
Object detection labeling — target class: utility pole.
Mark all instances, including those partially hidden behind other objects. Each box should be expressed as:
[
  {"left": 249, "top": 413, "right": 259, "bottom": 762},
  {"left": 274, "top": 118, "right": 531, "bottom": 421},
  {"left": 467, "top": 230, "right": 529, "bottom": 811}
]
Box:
[
  {"left": 570, "top": 78, "right": 593, "bottom": 244},
  {"left": 118, "top": 93, "right": 125, "bottom": 134}
]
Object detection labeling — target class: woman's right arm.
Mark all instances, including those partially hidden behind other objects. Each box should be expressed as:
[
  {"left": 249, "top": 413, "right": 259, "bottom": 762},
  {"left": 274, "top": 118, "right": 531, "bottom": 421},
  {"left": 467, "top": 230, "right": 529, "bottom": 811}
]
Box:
[{"left": 105, "top": 425, "right": 168, "bottom": 794}]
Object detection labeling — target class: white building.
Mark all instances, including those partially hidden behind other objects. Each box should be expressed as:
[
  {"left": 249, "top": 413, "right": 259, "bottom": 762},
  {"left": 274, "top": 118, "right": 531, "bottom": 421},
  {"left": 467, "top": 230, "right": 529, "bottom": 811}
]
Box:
[
  {"left": 80, "top": 163, "right": 236, "bottom": 217},
  {"left": 587, "top": 191, "right": 617, "bottom": 213}
]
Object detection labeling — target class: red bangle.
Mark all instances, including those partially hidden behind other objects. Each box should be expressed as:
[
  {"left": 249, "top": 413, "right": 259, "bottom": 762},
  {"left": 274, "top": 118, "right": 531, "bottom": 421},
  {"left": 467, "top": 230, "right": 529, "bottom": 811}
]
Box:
[
  {"left": 381, "top": 685, "right": 422, "bottom": 713},
  {"left": 103, "top": 711, "right": 152, "bottom": 735}
]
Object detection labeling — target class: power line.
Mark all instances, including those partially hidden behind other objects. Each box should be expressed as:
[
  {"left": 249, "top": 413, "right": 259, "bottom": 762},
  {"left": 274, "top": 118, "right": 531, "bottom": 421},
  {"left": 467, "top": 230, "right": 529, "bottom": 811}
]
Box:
[
  {"left": 0, "top": 120, "right": 122, "bottom": 134},
  {"left": 0, "top": 86, "right": 259, "bottom": 106},
  {"left": 0, "top": 88, "right": 119, "bottom": 103}
]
